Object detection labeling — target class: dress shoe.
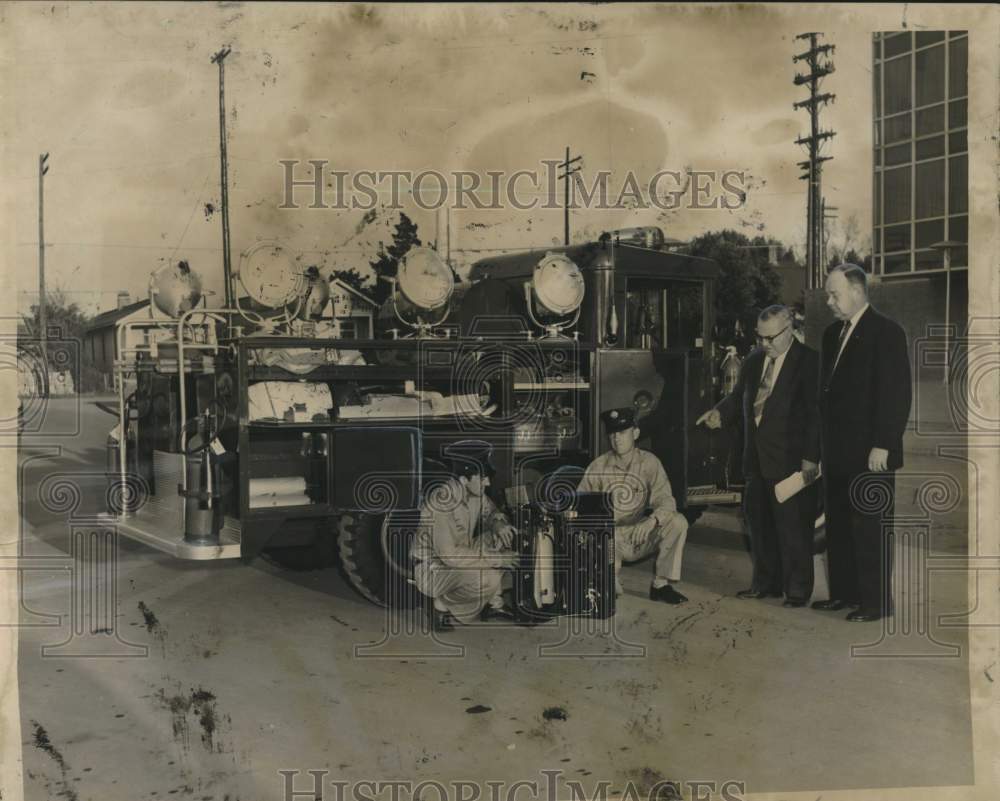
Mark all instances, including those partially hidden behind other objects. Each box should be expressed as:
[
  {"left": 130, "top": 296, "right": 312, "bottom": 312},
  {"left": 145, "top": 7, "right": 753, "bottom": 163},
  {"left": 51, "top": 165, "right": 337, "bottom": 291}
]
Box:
[
  {"left": 846, "top": 609, "right": 883, "bottom": 623},
  {"left": 737, "top": 589, "right": 782, "bottom": 600},
  {"left": 431, "top": 609, "right": 456, "bottom": 632},
  {"left": 480, "top": 605, "right": 515, "bottom": 622},
  {"left": 810, "top": 599, "right": 859, "bottom": 611},
  {"left": 782, "top": 598, "right": 808, "bottom": 608},
  {"left": 650, "top": 585, "right": 688, "bottom": 605}
]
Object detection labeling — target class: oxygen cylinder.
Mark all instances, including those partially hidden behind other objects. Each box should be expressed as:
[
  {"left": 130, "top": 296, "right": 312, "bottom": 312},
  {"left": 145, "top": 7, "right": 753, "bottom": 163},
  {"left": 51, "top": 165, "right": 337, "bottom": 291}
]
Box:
[{"left": 533, "top": 517, "right": 557, "bottom": 607}]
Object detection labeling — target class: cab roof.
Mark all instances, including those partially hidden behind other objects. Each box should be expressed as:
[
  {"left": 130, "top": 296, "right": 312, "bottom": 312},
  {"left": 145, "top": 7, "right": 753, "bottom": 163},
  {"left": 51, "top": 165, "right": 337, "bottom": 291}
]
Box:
[{"left": 468, "top": 241, "right": 719, "bottom": 282}]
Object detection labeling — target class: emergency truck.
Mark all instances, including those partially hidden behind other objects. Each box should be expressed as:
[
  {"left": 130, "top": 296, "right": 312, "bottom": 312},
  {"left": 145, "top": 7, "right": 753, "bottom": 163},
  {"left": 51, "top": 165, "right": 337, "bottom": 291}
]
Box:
[{"left": 100, "top": 227, "right": 740, "bottom": 606}]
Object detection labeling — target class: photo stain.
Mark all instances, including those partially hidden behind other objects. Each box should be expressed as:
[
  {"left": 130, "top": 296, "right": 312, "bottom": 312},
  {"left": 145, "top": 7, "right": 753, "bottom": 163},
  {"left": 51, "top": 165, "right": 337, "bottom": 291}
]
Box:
[
  {"left": 542, "top": 706, "right": 568, "bottom": 721},
  {"left": 30, "top": 722, "right": 78, "bottom": 801},
  {"left": 157, "top": 687, "right": 221, "bottom": 752},
  {"left": 138, "top": 601, "right": 159, "bottom": 633}
]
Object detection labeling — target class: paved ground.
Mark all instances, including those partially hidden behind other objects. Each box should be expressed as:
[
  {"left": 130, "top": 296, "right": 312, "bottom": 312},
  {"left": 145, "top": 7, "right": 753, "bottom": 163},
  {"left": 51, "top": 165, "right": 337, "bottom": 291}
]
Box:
[{"left": 13, "top": 397, "right": 976, "bottom": 800}]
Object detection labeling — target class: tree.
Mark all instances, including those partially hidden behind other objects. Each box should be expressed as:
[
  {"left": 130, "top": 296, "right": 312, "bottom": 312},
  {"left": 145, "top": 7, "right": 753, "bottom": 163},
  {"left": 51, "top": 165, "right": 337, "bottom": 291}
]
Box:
[
  {"left": 331, "top": 268, "right": 373, "bottom": 296},
  {"left": 21, "top": 288, "right": 100, "bottom": 392},
  {"left": 686, "top": 229, "right": 783, "bottom": 353},
  {"left": 369, "top": 212, "right": 421, "bottom": 303},
  {"left": 825, "top": 212, "right": 873, "bottom": 272}
]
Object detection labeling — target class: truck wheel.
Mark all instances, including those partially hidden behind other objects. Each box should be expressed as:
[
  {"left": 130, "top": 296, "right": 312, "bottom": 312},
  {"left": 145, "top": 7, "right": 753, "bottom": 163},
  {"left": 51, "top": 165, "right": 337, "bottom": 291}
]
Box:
[{"left": 337, "top": 511, "right": 421, "bottom": 609}]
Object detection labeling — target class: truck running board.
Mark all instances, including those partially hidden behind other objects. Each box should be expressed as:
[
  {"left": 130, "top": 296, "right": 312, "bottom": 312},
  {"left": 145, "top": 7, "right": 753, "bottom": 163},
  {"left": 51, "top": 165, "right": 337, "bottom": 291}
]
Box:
[{"left": 97, "top": 509, "right": 242, "bottom": 560}]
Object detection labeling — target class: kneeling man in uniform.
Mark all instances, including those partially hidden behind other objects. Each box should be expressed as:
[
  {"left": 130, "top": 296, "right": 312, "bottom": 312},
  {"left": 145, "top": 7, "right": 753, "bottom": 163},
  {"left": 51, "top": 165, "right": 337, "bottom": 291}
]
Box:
[
  {"left": 411, "top": 441, "right": 519, "bottom": 631},
  {"left": 577, "top": 408, "right": 689, "bottom": 604}
]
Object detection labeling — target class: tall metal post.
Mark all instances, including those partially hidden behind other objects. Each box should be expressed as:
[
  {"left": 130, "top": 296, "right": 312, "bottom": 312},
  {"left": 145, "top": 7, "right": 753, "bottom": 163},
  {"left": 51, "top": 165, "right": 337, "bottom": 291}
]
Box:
[
  {"left": 794, "top": 33, "right": 836, "bottom": 288},
  {"left": 38, "top": 152, "right": 50, "bottom": 396},
  {"left": 557, "top": 147, "right": 583, "bottom": 246},
  {"left": 212, "top": 47, "right": 234, "bottom": 309}
]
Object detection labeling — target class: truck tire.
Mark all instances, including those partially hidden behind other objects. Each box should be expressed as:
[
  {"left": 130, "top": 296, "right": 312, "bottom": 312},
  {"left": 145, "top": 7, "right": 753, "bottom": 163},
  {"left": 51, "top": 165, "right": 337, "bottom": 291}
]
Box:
[{"left": 337, "top": 511, "right": 420, "bottom": 609}]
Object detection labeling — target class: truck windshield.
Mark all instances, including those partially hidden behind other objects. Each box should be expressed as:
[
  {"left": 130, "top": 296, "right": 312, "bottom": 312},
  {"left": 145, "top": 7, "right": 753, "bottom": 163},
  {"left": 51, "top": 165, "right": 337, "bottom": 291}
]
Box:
[{"left": 624, "top": 278, "right": 704, "bottom": 350}]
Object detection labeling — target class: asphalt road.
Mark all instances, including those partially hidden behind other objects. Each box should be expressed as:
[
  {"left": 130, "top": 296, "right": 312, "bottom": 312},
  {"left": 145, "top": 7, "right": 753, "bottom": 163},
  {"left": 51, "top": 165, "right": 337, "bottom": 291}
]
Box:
[{"left": 13, "top": 397, "right": 975, "bottom": 800}]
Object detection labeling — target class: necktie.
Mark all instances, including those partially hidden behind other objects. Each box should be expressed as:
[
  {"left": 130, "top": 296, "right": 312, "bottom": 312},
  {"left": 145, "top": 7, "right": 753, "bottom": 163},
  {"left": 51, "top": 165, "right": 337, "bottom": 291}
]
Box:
[
  {"left": 832, "top": 320, "right": 851, "bottom": 373},
  {"left": 838, "top": 320, "right": 851, "bottom": 347},
  {"left": 753, "top": 357, "right": 774, "bottom": 423}
]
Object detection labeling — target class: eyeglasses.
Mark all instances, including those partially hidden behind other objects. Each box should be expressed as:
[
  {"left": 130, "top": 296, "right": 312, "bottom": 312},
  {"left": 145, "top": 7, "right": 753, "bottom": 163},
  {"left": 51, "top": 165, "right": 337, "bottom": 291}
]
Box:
[{"left": 756, "top": 325, "right": 790, "bottom": 344}]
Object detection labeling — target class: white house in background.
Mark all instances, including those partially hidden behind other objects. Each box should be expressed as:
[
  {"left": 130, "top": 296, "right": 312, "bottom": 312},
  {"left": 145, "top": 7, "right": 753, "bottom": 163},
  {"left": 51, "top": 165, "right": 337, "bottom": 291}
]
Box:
[
  {"left": 83, "top": 297, "right": 154, "bottom": 391},
  {"left": 326, "top": 279, "right": 378, "bottom": 338}
]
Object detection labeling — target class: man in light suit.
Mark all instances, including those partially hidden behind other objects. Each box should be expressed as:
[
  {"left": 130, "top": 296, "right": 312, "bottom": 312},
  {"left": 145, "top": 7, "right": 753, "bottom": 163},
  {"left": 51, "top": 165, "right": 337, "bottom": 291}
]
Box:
[
  {"left": 814, "top": 264, "right": 912, "bottom": 622},
  {"left": 698, "top": 305, "right": 820, "bottom": 606}
]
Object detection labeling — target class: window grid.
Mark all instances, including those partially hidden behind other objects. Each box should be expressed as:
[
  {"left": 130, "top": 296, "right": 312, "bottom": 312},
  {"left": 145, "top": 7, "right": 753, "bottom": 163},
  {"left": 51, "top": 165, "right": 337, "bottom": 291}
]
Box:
[{"left": 872, "top": 32, "right": 968, "bottom": 275}]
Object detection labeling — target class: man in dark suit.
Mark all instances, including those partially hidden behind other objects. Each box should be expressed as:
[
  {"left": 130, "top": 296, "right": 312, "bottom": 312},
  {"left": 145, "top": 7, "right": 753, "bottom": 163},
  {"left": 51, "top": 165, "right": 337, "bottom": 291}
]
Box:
[
  {"left": 814, "top": 264, "right": 912, "bottom": 622},
  {"left": 697, "top": 305, "right": 820, "bottom": 607}
]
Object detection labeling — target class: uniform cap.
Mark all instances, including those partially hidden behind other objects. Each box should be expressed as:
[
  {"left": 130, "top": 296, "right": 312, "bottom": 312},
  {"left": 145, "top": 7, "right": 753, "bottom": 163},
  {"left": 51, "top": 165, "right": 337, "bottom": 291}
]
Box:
[
  {"left": 600, "top": 407, "right": 637, "bottom": 433},
  {"left": 446, "top": 439, "right": 496, "bottom": 479}
]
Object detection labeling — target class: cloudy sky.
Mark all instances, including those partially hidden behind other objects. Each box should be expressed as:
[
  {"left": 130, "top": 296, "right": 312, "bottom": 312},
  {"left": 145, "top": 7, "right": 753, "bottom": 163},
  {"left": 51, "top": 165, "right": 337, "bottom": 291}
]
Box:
[{"left": 4, "top": 2, "right": 984, "bottom": 314}]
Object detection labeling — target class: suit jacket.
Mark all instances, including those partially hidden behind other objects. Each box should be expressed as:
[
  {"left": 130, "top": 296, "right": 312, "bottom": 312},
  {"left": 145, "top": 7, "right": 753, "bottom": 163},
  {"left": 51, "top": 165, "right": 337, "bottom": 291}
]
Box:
[
  {"left": 716, "top": 339, "right": 821, "bottom": 481},
  {"left": 819, "top": 305, "right": 912, "bottom": 476}
]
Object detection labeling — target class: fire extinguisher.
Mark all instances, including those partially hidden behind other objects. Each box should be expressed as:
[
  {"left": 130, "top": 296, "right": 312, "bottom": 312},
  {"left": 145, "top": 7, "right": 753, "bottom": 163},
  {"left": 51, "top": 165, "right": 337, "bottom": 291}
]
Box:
[
  {"left": 179, "top": 412, "right": 226, "bottom": 545},
  {"left": 720, "top": 345, "right": 741, "bottom": 398}
]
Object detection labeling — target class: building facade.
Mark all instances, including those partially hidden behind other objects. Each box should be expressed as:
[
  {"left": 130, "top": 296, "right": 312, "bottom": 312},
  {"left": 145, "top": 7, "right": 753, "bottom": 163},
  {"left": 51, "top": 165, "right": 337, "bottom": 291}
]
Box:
[{"left": 873, "top": 30, "right": 968, "bottom": 275}]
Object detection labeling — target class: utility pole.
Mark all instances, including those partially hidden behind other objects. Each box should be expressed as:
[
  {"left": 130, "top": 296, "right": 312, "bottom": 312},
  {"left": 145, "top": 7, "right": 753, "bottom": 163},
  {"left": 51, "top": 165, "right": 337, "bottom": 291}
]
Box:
[
  {"left": 38, "top": 152, "right": 50, "bottom": 397},
  {"left": 793, "top": 33, "right": 836, "bottom": 290},
  {"left": 557, "top": 147, "right": 583, "bottom": 246},
  {"left": 822, "top": 200, "right": 839, "bottom": 271},
  {"left": 211, "top": 46, "right": 234, "bottom": 309}
]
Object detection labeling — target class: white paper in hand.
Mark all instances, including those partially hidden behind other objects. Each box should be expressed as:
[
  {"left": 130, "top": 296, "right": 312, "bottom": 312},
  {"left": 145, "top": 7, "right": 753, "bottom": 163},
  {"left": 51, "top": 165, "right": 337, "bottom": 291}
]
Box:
[{"left": 775, "top": 465, "right": 822, "bottom": 504}]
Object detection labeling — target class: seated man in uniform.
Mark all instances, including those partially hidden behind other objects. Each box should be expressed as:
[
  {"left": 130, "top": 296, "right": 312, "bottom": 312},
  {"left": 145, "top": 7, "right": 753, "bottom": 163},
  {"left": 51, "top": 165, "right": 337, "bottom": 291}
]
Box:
[
  {"left": 577, "top": 408, "right": 689, "bottom": 604},
  {"left": 410, "top": 441, "right": 519, "bottom": 631}
]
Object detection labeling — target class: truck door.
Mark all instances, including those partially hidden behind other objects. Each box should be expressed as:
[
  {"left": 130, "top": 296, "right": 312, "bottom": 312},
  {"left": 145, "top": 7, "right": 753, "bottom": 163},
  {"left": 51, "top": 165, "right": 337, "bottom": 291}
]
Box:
[
  {"left": 596, "top": 346, "right": 689, "bottom": 508},
  {"left": 597, "top": 275, "right": 737, "bottom": 510}
]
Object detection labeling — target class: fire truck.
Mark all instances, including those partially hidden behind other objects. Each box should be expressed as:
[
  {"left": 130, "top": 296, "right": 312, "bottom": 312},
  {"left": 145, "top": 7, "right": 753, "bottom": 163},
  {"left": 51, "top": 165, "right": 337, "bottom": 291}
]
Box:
[{"left": 100, "top": 228, "right": 740, "bottom": 607}]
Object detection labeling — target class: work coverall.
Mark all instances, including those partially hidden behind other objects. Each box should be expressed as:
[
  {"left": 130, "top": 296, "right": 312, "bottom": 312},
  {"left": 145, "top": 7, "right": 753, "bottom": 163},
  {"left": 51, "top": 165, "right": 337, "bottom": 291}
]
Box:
[
  {"left": 410, "top": 479, "right": 513, "bottom": 624},
  {"left": 577, "top": 448, "right": 688, "bottom": 587}
]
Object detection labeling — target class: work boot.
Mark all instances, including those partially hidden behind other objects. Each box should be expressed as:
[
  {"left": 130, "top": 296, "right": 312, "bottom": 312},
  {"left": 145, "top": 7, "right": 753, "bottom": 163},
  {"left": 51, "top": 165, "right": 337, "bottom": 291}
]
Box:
[
  {"left": 650, "top": 584, "right": 688, "bottom": 605},
  {"left": 430, "top": 609, "right": 456, "bottom": 632}
]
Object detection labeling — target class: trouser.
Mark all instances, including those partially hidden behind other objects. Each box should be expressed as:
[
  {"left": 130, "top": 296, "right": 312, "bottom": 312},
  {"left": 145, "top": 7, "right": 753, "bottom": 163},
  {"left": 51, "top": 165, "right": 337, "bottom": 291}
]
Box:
[
  {"left": 413, "top": 559, "right": 505, "bottom": 624},
  {"left": 615, "top": 511, "right": 688, "bottom": 583},
  {"left": 824, "top": 471, "right": 896, "bottom": 613},
  {"left": 744, "top": 472, "right": 817, "bottom": 600}
]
